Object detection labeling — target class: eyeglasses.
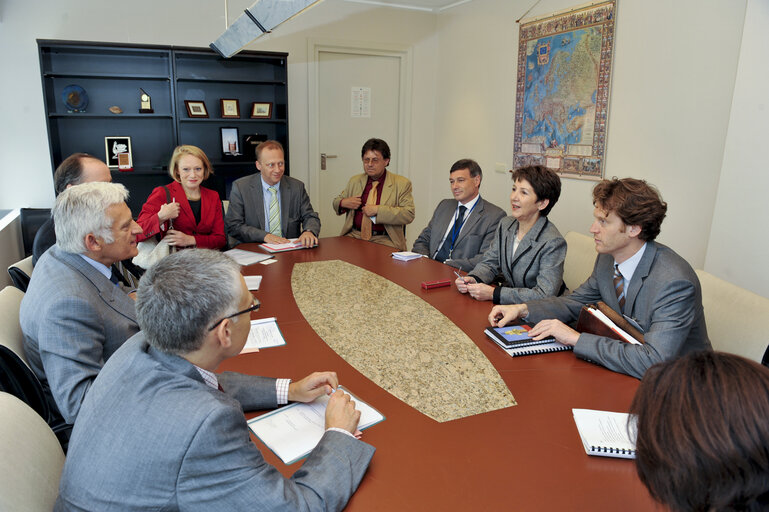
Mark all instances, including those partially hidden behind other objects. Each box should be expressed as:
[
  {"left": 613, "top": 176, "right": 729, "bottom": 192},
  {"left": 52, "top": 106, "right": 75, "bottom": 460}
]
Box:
[{"left": 208, "top": 297, "right": 260, "bottom": 331}]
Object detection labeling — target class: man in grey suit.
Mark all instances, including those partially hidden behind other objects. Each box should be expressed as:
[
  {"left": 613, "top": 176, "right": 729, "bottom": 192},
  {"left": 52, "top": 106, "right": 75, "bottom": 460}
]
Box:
[
  {"left": 226, "top": 140, "right": 320, "bottom": 247},
  {"left": 56, "top": 250, "right": 375, "bottom": 511},
  {"left": 20, "top": 182, "right": 143, "bottom": 425},
  {"left": 489, "top": 178, "right": 711, "bottom": 379},
  {"left": 412, "top": 159, "right": 505, "bottom": 272}
]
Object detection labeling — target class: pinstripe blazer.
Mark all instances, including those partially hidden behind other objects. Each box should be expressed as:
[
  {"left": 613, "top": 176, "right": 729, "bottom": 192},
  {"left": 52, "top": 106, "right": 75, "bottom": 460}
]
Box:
[
  {"left": 56, "top": 333, "right": 375, "bottom": 511},
  {"left": 19, "top": 245, "right": 138, "bottom": 424},
  {"left": 468, "top": 215, "right": 566, "bottom": 304}
]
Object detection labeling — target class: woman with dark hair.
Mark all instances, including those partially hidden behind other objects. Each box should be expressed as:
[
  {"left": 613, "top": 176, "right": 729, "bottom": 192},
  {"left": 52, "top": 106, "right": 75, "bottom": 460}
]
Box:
[
  {"left": 630, "top": 351, "right": 769, "bottom": 511},
  {"left": 455, "top": 165, "right": 566, "bottom": 304},
  {"left": 136, "top": 145, "right": 225, "bottom": 250}
]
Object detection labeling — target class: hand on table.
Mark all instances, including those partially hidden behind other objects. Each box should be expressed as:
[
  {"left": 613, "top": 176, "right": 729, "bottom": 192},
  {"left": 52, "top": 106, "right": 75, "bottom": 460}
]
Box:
[
  {"left": 466, "top": 282, "right": 494, "bottom": 301},
  {"left": 455, "top": 276, "right": 476, "bottom": 293},
  {"left": 325, "top": 389, "right": 361, "bottom": 434},
  {"left": 298, "top": 230, "right": 318, "bottom": 248},
  {"left": 528, "top": 319, "right": 580, "bottom": 346},
  {"left": 488, "top": 304, "right": 528, "bottom": 327},
  {"left": 264, "top": 233, "right": 290, "bottom": 244},
  {"left": 288, "top": 371, "right": 338, "bottom": 403}
]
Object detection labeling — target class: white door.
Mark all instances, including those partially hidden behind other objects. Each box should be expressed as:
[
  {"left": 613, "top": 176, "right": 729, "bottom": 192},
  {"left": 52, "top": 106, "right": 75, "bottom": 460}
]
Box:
[{"left": 315, "top": 49, "right": 404, "bottom": 237}]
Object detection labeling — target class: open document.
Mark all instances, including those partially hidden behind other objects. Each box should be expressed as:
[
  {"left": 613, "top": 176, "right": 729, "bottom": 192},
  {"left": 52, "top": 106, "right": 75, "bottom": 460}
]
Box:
[
  {"left": 572, "top": 408, "right": 637, "bottom": 459},
  {"left": 241, "top": 318, "right": 286, "bottom": 353},
  {"left": 260, "top": 239, "right": 315, "bottom": 253},
  {"left": 248, "top": 387, "right": 385, "bottom": 464},
  {"left": 224, "top": 248, "right": 273, "bottom": 266}
]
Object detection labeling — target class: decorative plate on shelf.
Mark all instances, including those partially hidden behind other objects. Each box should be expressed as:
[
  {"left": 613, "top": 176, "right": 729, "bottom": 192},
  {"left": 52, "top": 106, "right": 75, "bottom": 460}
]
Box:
[{"left": 62, "top": 84, "right": 88, "bottom": 112}]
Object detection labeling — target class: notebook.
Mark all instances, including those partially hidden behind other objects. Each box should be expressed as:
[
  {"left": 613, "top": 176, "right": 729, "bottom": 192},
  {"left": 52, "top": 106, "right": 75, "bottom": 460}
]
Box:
[
  {"left": 572, "top": 408, "right": 637, "bottom": 459},
  {"left": 484, "top": 324, "right": 555, "bottom": 349}
]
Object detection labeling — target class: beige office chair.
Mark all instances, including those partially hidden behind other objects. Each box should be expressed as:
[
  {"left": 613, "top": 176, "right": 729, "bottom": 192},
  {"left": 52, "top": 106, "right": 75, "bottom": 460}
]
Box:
[
  {"left": 563, "top": 231, "right": 596, "bottom": 292},
  {"left": 8, "top": 255, "right": 34, "bottom": 292},
  {"left": 0, "top": 392, "right": 65, "bottom": 512},
  {"left": 696, "top": 269, "right": 769, "bottom": 363},
  {"left": 0, "top": 285, "right": 27, "bottom": 366}
]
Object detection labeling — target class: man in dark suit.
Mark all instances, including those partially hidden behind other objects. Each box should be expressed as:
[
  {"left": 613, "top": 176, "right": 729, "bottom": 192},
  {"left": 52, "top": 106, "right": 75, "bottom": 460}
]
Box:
[
  {"left": 56, "top": 250, "right": 374, "bottom": 511},
  {"left": 20, "top": 182, "right": 143, "bottom": 425},
  {"left": 412, "top": 159, "right": 505, "bottom": 272},
  {"left": 489, "top": 178, "right": 711, "bottom": 379},
  {"left": 32, "top": 153, "right": 112, "bottom": 266},
  {"left": 226, "top": 140, "right": 320, "bottom": 247}
]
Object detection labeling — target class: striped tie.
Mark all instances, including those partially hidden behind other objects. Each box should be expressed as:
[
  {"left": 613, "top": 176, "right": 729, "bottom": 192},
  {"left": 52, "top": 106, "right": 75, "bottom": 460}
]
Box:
[
  {"left": 613, "top": 264, "right": 626, "bottom": 312},
  {"left": 268, "top": 187, "right": 282, "bottom": 237}
]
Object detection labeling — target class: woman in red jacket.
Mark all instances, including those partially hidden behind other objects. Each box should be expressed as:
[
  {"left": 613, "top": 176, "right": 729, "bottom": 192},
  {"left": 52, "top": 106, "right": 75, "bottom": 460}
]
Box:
[{"left": 137, "top": 145, "right": 225, "bottom": 250}]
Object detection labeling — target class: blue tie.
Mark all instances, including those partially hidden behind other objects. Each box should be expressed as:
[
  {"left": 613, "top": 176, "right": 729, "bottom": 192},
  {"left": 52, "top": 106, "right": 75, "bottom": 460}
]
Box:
[{"left": 435, "top": 205, "right": 467, "bottom": 262}]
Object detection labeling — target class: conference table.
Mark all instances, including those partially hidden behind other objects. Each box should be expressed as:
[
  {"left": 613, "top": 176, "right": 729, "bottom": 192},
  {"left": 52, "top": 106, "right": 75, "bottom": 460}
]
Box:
[{"left": 220, "top": 236, "right": 657, "bottom": 511}]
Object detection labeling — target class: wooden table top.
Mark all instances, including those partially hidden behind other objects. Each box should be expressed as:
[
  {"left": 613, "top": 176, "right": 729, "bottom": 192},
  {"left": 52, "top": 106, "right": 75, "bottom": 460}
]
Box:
[{"left": 219, "top": 236, "right": 658, "bottom": 511}]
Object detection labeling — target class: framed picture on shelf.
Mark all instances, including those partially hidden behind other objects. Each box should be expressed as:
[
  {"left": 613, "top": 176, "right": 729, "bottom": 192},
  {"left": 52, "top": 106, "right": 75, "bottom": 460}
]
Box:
[
  {"left": 184, "top": 100, "right": 208, "bottom": 118},
  {"left": 105, "top": 136, "right": 132, "bottom": 169},
  {"left": 251, "top": 102, "right": 273, "bottom": 119},
  {"left": 221, "top": 127, "right": 241, "bottom": 158},
  {"left": 220, "top": 99, "right": 240, "bottom": 119}
]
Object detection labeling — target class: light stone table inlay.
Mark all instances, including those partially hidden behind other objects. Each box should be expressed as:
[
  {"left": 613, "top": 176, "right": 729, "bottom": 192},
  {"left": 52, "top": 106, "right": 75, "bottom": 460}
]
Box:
[{"left": 291, "top": 260, "right": 516, "bottom": 422}]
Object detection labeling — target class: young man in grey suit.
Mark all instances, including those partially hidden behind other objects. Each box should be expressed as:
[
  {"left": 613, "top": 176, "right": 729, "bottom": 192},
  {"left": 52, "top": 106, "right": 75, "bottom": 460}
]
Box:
[
  {"left": 226, "top": 140, "right": 320, "bottom": 247},
  {"left": 412, "top": 159, "right": 505, "bottom": 272},
  {"left": 20, "top": 182, "right": 143, "bottom": 425},
  {"left": 56, "top": 250, "right": 375, "bottom": 511},
  {"left": 489, "top": 178, "right": 711, "bottom": 379}
]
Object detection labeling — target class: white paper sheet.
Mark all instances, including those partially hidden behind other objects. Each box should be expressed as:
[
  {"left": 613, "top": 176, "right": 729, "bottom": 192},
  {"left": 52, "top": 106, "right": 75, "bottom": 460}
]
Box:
[
  {"left": 244, "top": 275, "right": 262, "bottom": 290},
  {"left": 241, "top": 318, "right": 286, "bottom": 353}
]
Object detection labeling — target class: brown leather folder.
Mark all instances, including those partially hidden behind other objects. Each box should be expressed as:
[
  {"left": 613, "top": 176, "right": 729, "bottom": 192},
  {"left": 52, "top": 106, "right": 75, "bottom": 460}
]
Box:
[{"left": 575, "top": 301, "right": 645, "bottom": 344}]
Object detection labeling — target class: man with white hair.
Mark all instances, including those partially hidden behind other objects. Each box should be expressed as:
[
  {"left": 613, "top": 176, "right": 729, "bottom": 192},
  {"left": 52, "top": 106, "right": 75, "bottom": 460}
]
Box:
[
  {"left": 57, "top": 250, "right": 375, "bottom": 511},
  {"left": 20, "top": 182, "right": 143, "bottom": 427}
]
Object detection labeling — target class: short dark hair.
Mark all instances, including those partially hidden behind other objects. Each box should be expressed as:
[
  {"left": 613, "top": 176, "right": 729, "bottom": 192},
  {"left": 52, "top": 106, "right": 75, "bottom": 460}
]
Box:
[
  {"left": 450, "top": 159, "right": 482, "bottom": 179},
  {"left": 361, "top": 138, "right": 391, "bottom": 161},
  {"left": 53, "top": 153, "right": 98, "bottom": 194},
  {"left": 511, "top": 165, "right": 561, "bottom": 217},
  {"left": 630, "top": 351, "right": 769, "bottom": 511},
  {"left": 592, "top": 178, "right": 667, "bottom": 241},
  {"left": 255, "top": 140, "right": 284, "bottom": 161}
]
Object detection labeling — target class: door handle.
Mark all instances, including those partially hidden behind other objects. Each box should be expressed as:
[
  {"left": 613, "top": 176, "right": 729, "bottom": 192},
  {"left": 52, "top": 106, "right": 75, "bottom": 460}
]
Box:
[{"left": 320, "top": 153, "right": 337, "bottom": 170}]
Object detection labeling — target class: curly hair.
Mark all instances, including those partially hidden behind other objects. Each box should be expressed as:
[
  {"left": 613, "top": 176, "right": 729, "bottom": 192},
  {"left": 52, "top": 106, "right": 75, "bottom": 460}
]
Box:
[{"left": 592, "top": 178, "right": 667, "bottom": 240}]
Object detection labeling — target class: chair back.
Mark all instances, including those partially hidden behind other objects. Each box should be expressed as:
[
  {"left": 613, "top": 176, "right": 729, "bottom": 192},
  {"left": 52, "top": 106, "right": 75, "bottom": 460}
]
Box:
[
  {"left": 0, "top": 392, "right": 65, "bottom": 512},
  {"left": 8, "top": 255, "right": 34, "bottom": 292},
  {"left": 19, "top": 208, "right": 51, "bottom": 257},
  {"left": 563, "top": 231, "right": 596, "bottom": 292},
  {"left": 696, "top": 269, "right": 769, "bottom": 363},
  {"left": 0, "top": 286, "right": 27, "bottom": 365}
]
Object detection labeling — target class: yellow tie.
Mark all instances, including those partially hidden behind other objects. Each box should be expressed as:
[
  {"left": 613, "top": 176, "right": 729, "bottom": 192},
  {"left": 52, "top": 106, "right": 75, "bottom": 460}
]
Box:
[{"left": 361, "top": 181, "right": 379, "bottom": 241}]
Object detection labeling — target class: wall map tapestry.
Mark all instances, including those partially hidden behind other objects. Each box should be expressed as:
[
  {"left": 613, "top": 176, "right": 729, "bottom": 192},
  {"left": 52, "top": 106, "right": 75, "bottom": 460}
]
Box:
[{"left": 513, "top": 1, "right": 616, "bottom": 180}]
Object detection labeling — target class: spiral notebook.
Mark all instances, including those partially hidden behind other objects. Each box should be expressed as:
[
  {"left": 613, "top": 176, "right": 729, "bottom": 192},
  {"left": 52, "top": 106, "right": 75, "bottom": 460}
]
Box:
[{"left": 572, "top": 408, "right": 637, "bottom": 459}]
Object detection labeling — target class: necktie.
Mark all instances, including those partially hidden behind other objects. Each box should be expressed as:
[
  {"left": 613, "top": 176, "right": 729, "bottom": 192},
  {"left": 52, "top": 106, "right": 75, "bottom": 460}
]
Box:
[
  {"left": 435, "top": 205, "right": 467, "bottom": 262},
  {"left": 613, "top": 264, "right": 626, "bottom": 312},
  {"left": 109, "top": 265, "right": 121, "bottom": 286},
  {"left": 360, "top": 181, "right": 379, "bottom": 241},
  {"left": 268, "top": 187, "right": 282, "bottom": 237}
]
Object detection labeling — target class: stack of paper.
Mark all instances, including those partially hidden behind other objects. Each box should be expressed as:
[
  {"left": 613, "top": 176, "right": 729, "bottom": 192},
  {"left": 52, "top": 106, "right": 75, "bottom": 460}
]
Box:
[
  {"left": 224, "top": 248, "right": 274, "bottom": 266},
  {"left": 572, "top": 408, "right": 637, "bottom": 459},
  {"left": 244, "top": 275, "right": 262, "bottom": 290},
  {"left": 391, "top": 251, "right": 423, "bottom": 261},
  {"left": 261, "top": 239, "right": 313, "bottom": 253},
  {"left": 248, "top": 387, "right": 385, "bottom": 464}
]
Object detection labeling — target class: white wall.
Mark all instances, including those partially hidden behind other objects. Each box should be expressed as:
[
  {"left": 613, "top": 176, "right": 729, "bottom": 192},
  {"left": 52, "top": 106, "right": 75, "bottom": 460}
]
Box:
[
  {"left": 705, "top": 0, "right": 769, "bottom": 297},
  {"left": 0, "top": 0, "right": 438, "bottom": 242},
  {"left": 432, "top": 0, "right": 746, "bottom": 272}
]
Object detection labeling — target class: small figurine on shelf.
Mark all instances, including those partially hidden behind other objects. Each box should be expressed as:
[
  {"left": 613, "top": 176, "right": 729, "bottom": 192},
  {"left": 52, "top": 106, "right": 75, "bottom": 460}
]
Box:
[{"left": 139, "top": 88, "right": 153, "bottom": 114}]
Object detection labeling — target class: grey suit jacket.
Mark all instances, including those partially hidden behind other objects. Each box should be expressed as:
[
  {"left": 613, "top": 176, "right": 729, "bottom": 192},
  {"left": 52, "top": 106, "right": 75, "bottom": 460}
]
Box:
[
  {"left": 526, "top": 241, "right": 711, "bottom": 379},
  {"left": 19, "top": 245, "right": 139, "bottom": 424},
  {"left": 226, "top": 174, "right": 321, "bottom": 244},
  {"left": 411, "top": 197, "right": 506, "bottom": 272},
  {"left": 469, "top": 215, "right": 566, "bottom": 304},
  {"left": 56, "top": 333, "right": 375, "bottom": 511}
]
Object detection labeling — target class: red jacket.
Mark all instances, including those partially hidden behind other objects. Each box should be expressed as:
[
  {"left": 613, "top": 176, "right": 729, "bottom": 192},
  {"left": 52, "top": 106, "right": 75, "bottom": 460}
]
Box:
[{"left": 136, "top": 181, "right": 225, "bottom": 249}]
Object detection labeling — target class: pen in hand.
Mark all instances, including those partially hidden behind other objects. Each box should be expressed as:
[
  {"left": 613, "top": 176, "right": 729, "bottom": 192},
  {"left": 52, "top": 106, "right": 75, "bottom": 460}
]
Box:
[{"left": 454, "top": 270, "right": 468, "bottom": 283}]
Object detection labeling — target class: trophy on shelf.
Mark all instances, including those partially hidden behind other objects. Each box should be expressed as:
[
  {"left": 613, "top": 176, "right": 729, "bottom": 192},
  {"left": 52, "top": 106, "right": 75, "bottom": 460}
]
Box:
[{"left": 139, "top": 88, "right": 153, "bottom": 114}]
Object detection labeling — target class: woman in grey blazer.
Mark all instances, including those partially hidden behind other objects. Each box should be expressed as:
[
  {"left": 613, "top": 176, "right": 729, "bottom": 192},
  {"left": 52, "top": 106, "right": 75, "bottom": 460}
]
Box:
[{"left": 456, "top": 166, "right": 566, "bottom": 304}]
